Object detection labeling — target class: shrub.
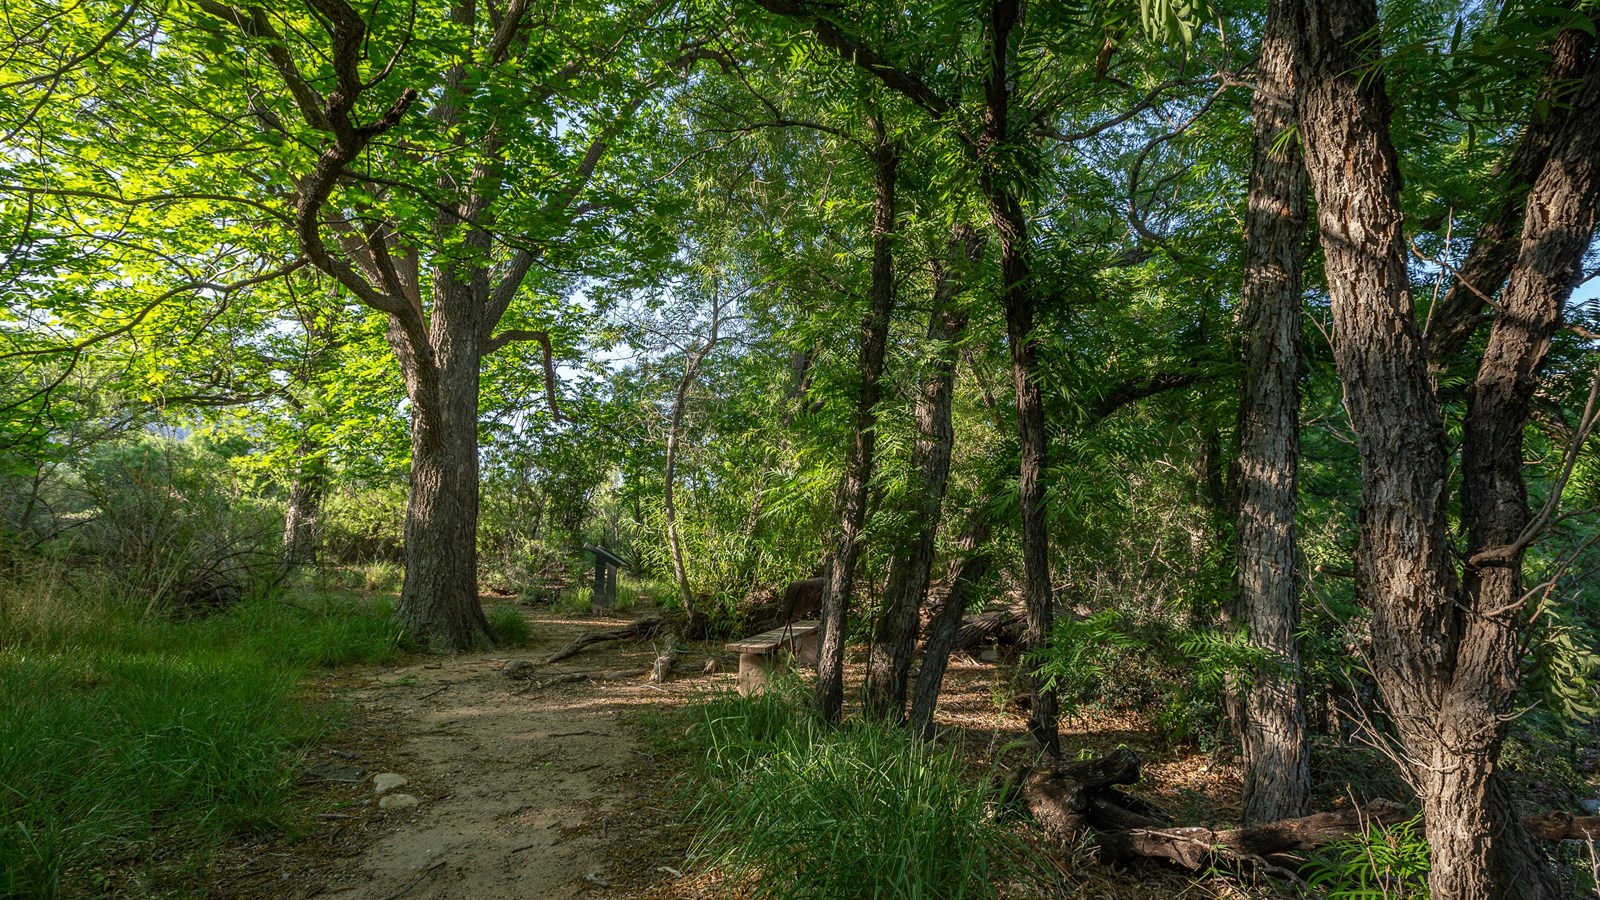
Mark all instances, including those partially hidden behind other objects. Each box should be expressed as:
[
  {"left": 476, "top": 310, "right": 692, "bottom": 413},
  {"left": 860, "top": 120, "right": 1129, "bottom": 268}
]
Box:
[
  {"left": 69, "top": 437, "right": 284, "bottom": 617},
  {"left": 320, "top": 484, "right": 407, "bottom": 565},
  {"left": 1026, "top": 610, "right": 1240, "bottom": 750},
  {"left": 648, "top": 686, "right": 1030, "bottom": 899},
  {"left": 1304, "top": 815, "right": 1430, "bottom": 899}
]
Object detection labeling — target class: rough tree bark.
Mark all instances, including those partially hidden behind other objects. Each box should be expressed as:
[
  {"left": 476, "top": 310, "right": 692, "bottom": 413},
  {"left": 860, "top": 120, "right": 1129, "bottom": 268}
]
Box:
[
  {"left": 1285, "top": 0, "right": 1600, "bottom": 895},
  {"left": 815, "top": 135, "right": 898, "bottom": 723},
  {"left": 392, "top": 305, "right": 491, "bottom": 647},
  {"left": 1230, "top": 1, "right": 1311, "bottom": 824},
  {"left": 1425, "top": 22, "right": 1594, "bottom": 363},
  {"left": 865, "top": 225, "right": 983, "bottom": 722},
  {"left": 979, "top": 0, "right": 1060, "bottom": 758},
  {"left": 1451, "top": 34, "right": 1600, "bottom": 897}
]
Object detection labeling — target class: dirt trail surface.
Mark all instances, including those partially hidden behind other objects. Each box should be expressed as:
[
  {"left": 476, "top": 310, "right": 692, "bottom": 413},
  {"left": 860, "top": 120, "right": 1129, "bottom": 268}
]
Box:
[{"left": 216, "top": 609, "right": 706, "bottom": 900}]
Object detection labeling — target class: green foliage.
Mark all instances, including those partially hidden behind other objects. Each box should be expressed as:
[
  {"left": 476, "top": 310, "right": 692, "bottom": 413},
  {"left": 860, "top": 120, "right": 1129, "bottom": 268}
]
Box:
[
  {"left": 646, "top": 686, "right": 1037, "bottom": 899},
  {"left": 0, "top": 570, "right": 401, "bottom": 896},
  {"left": 486, "top": 603, "right": 533, "bottom": 647},
  {"left": 1521, "top": 592, "right": 1600, "bottom": 730},
  {"left": 1027, "top": 610, "right": 1240, "bottom": 749},
  {"left": 1305, "top": 815, "right": 1431, "bottom": 899},
  {"left": 67, "top": 436, "right": 284, "bottom": 616},
  {"left": 1029, "top": 611, "right": 1137, "bottom": 707},
  {"left": 321, "top": 485, "right": 408, "bottom": 566}
]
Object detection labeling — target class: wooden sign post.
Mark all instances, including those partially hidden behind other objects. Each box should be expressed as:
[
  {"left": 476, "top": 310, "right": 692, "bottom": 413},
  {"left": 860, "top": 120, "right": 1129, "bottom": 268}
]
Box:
[{"left": 582, "top": 544, "right": 627, "bottom": 614}]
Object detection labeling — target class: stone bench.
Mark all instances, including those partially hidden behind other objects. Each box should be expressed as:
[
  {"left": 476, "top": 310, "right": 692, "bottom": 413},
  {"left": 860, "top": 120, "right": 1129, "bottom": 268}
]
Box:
[{"left": 726, "top": 620, "right": 820, "bottom": 696}]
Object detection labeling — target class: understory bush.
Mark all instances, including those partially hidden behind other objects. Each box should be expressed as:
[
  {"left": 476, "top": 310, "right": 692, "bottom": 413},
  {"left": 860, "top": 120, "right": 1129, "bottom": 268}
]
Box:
[
  {"left": 60, "top": 438, "right": 284, "bottom": 617},
  {"left": 647, "top": 685, "right": 1037, "bottom": 899},
  {"left": 0, "top": 571, "right": 403, "bottom": 896},
  {"left": 1028, "top": 610, "right": 1241, "bottom": 750},
  {"left": 1304, "top": 815, "right": 1430, "bottom": 899}
]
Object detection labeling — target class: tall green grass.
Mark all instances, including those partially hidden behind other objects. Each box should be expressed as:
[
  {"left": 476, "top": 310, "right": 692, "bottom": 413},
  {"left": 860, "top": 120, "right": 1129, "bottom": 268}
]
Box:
[
  {"left": 0, "top": 571, "right": 404, "bottom": 897},
  {"left": 648, "top": 685, "right": 1029, "bottom": 899}
]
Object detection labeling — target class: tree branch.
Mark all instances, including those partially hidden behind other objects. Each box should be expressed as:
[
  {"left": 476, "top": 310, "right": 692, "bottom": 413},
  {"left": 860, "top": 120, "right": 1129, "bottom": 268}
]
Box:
[{"left": 483, "top": 329, "right": 565, "bottom": 421}]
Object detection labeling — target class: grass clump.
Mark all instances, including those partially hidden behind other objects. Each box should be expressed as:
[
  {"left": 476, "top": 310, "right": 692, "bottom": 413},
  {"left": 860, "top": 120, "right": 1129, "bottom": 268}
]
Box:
[
  {"left": 0, "top": 571, "right": 404, "bottom": 896},
  {"left": 487, "top": 602, "right": 533, "bottom": 646},
  {"left": 648, "top": 684, "right": 1023, "bottom": 899}
]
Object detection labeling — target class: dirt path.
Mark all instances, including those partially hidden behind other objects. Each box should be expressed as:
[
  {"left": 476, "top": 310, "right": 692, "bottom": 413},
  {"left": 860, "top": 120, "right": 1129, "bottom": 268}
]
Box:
[{"left": 218, "top": 609, "right": 708, "bottom": 900}]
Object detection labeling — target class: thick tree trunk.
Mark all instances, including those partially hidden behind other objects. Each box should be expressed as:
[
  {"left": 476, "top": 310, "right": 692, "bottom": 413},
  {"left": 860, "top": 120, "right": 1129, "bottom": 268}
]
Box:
[
  {"left": 282, "top": 435, "right": 326, "bottom": 570},
  {"left": 1425, "top": 24, "right": 1594, "bottom": 363},
  {"left": 978, "top": 0, "right": 1059, "bottom": 758},
  {"left": 1231, "top": 1, "right": 1311, "bottom": 825},
  {"left": 908, "top": 519, "right": 994, "bottom": 740},
  {"left": 815, "top": 138, "right": 898, "bottom": 723},
  {"left": 1285, "top": 1, "right": 1599, "bottom": 895},
  {"left": 391, "top": 277, "right": 492, "bottom": 651},
  {"left": 865, "top": 226, "right": 982, "bottom": 722}
]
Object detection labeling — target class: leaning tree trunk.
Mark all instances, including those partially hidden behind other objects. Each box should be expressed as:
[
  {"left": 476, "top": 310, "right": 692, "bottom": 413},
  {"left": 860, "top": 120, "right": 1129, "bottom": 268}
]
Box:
[
  {"left": 1231, "top": 1, "right": 1311, "bottom": 825},
  {"left": 1284, "top": 0, "right": 1592, "bottom": 895},
  {"left": 391, "top": 280, "right": 492, "bottom": 651},
  {"left": 1424, "top": 23, "right": 1594, "bottom": 364},
  {"left": 865, "top": 225, "right": 982, "bottom": 722},
  {"left": 978, "top": 0, "right": 1058, "bottom": 757},
  {"left": 909, "top": 518, "right": 995, "bottom": 740},
  {"left": 815, "top": 137, "right": 898, "bottom": 723}
]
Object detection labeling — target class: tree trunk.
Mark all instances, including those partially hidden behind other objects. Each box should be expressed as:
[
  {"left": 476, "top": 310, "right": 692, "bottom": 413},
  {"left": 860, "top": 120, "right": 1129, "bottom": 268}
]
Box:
[
  {"left": 390, "top": 278, "right": 492, "bottom": 651},
  {"left": 664, "top": 310, "right": 721, "bottom": 635},
  {"left": 1231, "top": 0, "right": 1311, "bottom": 824},
  {"left": 865, "top": 225, "right": 982, "bottom": 722},
  {"left": 815, "top": 137, "right": 898, "bottom": 723},
  {"left": 909, "top": 518, "right": 994, "bottom": 740},
  {"left": 978, "top": 0, "right": 1058, "bottom": 757},
  {"left": 1425, "top": 23, "right": 1594, "bottom": 363},
  {"left": 1451, "top": 33, "right": 1600, "bottom": 894},
  {"left": 282, "top": 435, "right": 326, "bottom": 570},
  {"left": 1285, "top": 0, "right": 1598, "bottom": 895}
]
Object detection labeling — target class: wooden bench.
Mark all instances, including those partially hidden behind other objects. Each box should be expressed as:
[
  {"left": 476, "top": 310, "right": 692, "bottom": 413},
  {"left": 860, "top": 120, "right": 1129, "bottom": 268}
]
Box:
[{"left": 726, "top": 620, "right": 820, "bottom": 696}]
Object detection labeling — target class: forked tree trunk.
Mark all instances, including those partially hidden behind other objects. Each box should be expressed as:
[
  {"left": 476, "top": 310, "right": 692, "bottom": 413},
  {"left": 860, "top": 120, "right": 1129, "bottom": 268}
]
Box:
[
  {"left": 664, "top": 307, "right": 722, "bottom": 635},
  {"left": 865, "top": 225, "right": 983, "bottom": 722},
  {"left": 1285, "top": 0, "right": 1599, "bottom": 895},
  {"left": 1231, "top": 1, "right": 1311, "bottom": 824},
  {"left": 1424, "top": 24, "right": 1594, "bottom": 363},
  {"left": 815, "top": 137, "right": 898, "bottom": 723},
  {"left": 908, "top": 519, "right": 994, "bottom": 740},
  {"left": 1449, "top": 34, "right": 1600, "bottom": 895},
  {"left": 979, "top": 0, "right": 1059, "bottom": 758}
]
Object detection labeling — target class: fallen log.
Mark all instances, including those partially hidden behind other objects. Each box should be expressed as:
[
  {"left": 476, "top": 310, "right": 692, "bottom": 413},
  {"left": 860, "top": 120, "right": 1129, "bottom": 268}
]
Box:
[
  {"left": 950, "top": 606, "right": 1021, "bottom": 651},
  {"left": 1096, "top": 801, "right": 1410, "bottom": 869},
  {"left": 524, "top": 667, "right": 651, "bottom": 690},
  {"left": 1020, "top": 746, "right": 1151, "bottom": 846},
  {"left": 1019, "top": 750, "right": 1600, "bottom": 877},
  {"left": 544, "top": 615, "right": 663, "bottom": 664},
  {"left": 1525, "top": 812, "right": 1600, "bottom": 842}
]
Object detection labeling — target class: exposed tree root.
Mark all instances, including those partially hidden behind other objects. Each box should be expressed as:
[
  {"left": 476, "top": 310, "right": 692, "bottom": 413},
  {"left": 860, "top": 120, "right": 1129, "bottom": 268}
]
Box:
[{"left": 1021, "top": 748, "right": 1600, "bottom": 878}]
